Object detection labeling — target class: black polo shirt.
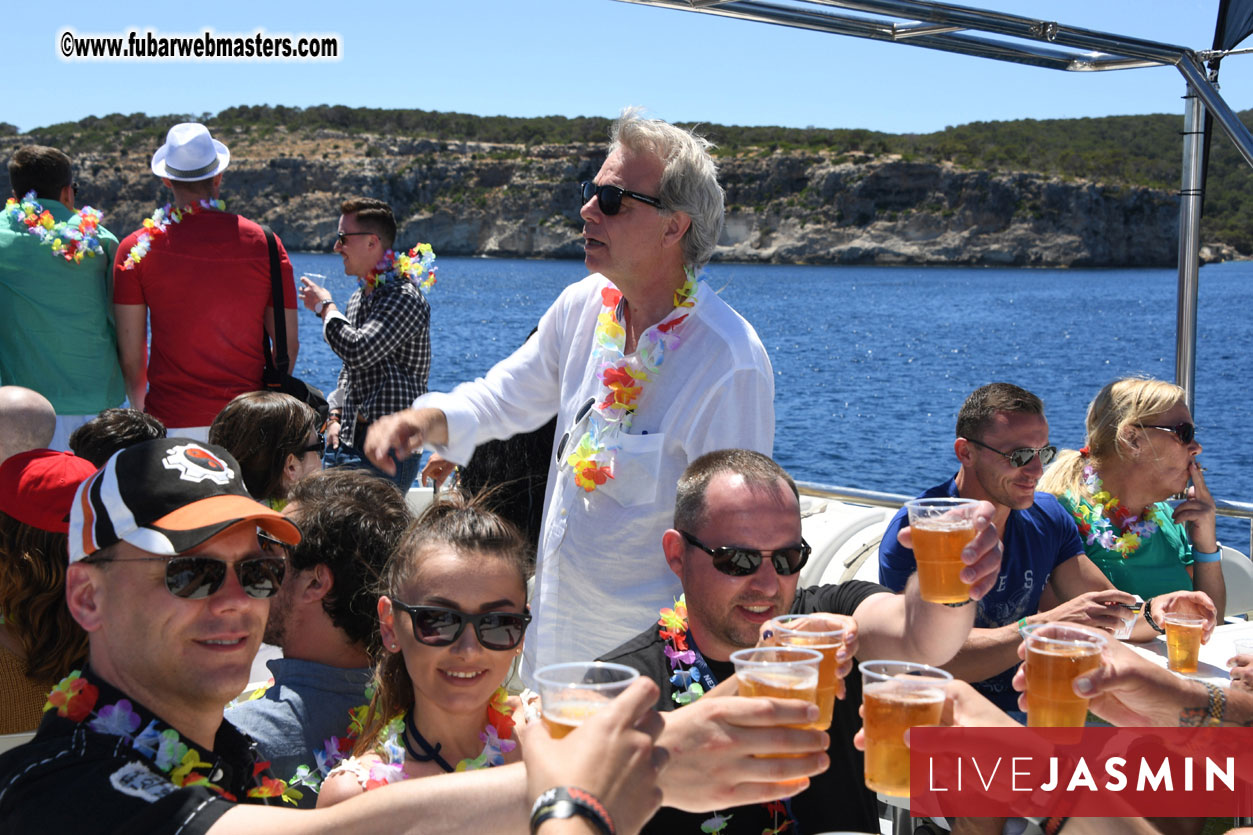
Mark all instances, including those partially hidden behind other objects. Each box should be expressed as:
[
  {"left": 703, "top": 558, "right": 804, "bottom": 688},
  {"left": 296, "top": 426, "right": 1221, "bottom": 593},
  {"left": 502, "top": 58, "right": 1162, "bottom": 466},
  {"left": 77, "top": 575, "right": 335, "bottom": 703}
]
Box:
[
  {"left": 599, "top": 582, "right": 888, "bottom": 835},
  {"left": 0, "top": 666, "right": 278, "bottom": 834}
]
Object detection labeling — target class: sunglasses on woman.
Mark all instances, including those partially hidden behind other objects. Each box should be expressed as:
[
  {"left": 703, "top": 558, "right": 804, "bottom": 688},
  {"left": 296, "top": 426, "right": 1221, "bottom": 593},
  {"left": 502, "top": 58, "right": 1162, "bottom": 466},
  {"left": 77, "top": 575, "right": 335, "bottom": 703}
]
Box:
[
  {"left": 87, "top": 553, "right": 287, "bottom": 599},
  {"left": 391, "top": 602, "right": 531, "bottom": 651},
  {"left": 1138, "top": 422, "right": 1196, "bottom": 445},
  {"left": 579, "top": 181, "right": 664, "bottom": 215},
  {"left": 679, "top": 530, "right": 811, "bottom": 577},
  {"left": 964, "top": 437, "right": 1057, "bottom": 468}
]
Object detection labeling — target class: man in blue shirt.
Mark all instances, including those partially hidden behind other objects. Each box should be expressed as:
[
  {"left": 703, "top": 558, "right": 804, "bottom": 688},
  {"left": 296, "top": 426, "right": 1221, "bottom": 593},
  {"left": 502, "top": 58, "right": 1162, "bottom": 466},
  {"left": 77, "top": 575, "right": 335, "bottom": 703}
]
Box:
[
  {"left": 879, "top": 382, "right": 1169, "bottom": 711},
  {"left": 226, "top": 468, "right": 409, "bottom": 806}
]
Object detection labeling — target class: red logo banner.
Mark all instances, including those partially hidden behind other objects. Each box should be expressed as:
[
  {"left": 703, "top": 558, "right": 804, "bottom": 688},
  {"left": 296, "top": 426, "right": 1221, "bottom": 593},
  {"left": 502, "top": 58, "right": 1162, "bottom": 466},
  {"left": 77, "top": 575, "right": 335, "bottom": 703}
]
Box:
[{"left": 910, "top": 727, "right": 1253, "bottom": 818}]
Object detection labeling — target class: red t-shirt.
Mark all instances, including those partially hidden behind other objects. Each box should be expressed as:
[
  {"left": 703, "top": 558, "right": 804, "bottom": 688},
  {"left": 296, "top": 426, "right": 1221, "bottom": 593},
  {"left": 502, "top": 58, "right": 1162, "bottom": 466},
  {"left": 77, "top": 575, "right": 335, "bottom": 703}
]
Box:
[{"left": 113, "top": 210, "right": 297, "bottom": 428}]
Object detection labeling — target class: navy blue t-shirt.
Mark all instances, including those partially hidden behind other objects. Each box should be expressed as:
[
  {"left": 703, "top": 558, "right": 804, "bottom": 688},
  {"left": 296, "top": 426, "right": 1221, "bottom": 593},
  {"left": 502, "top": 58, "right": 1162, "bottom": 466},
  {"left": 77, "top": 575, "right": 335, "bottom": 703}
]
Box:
[{"left": 878, "top": 475, "right": 1083, "bottom": 709}]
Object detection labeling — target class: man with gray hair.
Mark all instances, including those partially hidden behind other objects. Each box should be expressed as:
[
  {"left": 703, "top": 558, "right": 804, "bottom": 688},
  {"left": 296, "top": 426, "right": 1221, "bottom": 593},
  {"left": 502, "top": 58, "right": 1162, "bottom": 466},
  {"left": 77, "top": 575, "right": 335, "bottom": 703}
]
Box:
[
  {"left": 366, "top": 107, "right": 775, "bottom": 677},
  {"left": 0, "top": 386, "right": 56, "bottom": 466}
]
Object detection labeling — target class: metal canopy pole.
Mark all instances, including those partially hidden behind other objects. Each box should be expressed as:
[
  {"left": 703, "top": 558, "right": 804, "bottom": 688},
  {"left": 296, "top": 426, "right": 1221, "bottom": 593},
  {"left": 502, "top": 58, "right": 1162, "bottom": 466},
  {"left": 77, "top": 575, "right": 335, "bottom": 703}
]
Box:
[{"left": 1176, "top": 85, "right": 1204, "bottom": 415}]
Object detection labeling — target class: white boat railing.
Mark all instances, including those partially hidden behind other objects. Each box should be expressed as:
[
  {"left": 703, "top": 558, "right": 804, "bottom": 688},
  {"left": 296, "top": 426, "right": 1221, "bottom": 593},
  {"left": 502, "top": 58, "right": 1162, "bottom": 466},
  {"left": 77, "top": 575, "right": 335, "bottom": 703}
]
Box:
[{"left": 798, "top": 482, "right": 1253, "bottom": 555}]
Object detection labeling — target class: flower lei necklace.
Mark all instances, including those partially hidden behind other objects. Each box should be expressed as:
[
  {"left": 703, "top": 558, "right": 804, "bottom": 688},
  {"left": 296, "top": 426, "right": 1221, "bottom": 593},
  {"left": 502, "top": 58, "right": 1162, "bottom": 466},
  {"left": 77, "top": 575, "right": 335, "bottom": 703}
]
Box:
[
  {"left": 4, "top": 191, "right": 105, "bottom": 263},
  {"left": 121, "top": 197, "right": 226, "bottom": 270},
  {"left": 659, "top": 596, "right": 798, "bottom": 835},
  {"left": 1068, "top": 465, "right": 1164, "bottom": 558},
  {"left": 360, "top": 244, "right": 437, "bottom": 292},
  {"left": 565, "top": 269, "right": 698, "bottom": 492},
  {"left": 45, "top": 669, "right": 302, "bottom": 804}
]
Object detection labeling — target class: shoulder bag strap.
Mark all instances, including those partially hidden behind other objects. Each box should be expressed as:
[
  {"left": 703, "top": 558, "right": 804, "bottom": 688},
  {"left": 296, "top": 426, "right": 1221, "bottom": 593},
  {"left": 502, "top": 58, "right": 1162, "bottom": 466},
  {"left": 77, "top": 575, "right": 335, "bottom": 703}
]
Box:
[{"left": 261, "top": 226, "right": 290, "bottom": 376}]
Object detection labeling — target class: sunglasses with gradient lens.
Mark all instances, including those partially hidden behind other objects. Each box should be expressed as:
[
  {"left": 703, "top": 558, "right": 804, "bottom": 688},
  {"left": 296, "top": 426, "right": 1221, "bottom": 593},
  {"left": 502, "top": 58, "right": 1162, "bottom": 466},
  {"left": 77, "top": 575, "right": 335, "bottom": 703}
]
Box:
[
  {"left": 578, "top": 180, "right": 664, "bottom": 215},
  {"left": 392, "top": 602, "right": 530, "bottom": 651},
  {"left": 89, "top": 554, "right": 287, "bottom": 599},
  {"left": 1138, "top": 422, "right": 1196, "bottom": 445},
  {"left": 679, "top": 530, "right": 811, "bottom": 577},
  {"left": 964, "top": 437, "right": 1058, "bottom": 468}
]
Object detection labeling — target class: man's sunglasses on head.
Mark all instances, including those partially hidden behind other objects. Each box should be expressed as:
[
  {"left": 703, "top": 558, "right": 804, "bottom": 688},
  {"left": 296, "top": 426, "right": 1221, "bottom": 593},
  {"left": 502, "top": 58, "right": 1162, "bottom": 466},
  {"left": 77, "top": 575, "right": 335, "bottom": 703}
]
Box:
[
  {"left": 391, "top": 602, "right": 531, "bottom": 651},
  {"left": 679, "top": 530, "right": 811, "bottom": 577},
  {"left": 579, "top": 181, "right": 664, "bottom": 215},
  {"left": 964, "top": 437, "right": 1057, "bottom": 468}
]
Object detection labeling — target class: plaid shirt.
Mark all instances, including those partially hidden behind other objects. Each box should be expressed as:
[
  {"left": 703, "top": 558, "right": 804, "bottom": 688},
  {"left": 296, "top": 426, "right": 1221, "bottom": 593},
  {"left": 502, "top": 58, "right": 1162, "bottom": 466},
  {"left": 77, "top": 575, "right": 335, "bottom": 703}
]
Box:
[{"left": 324, "top": 279, "right": 430, "bottom": 447}]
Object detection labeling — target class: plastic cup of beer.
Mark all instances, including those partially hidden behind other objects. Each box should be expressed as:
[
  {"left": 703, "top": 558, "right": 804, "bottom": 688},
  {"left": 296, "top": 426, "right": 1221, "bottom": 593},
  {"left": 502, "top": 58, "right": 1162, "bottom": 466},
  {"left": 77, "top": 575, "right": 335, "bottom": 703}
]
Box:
[
  {"left": 534, "top": 661, "right": 639, "bottom": 738},
  {"left": 905, "top": 497, "right": 980, "bottom": 604},
  {"left": 1164, "top": 613, "right": 1206, "bottom": 675},
  {"left": 730, "top": 646, "right": 822, "bottom": 766},
  {"left": 1022, "top": 622, "right": 1107, "bottom": 727},
  {"left": 860, "top": 660, "right": 952, "bottom": 798},
  {"left": 767, "top": 614, "right": 848, "bottom": 730}
]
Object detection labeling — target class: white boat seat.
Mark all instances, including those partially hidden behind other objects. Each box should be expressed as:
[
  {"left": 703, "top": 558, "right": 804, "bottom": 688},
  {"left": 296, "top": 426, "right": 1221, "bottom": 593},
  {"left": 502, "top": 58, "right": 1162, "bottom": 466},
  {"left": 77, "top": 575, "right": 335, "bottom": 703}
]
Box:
[
  {"left": 406, "top": 485, "right": 436, "bottom": 517},
  {"left": 0, "top": 731, "right": 35, "bottom": 754},
  {"left": 799, "top": 497, "right": 894, "bottom": 587},
  {"left": 1221, "top": 545, "right": 1253, "bottom": 620}
]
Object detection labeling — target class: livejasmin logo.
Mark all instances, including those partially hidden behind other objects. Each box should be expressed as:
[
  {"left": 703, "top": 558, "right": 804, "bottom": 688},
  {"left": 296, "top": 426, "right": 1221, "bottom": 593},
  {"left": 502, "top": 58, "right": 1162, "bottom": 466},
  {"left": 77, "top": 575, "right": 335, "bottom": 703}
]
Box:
[
  {"left": 928, "top": 752, "right": 1234, "bottom": 793},
  {"left": 909, "top": 727, "right": 1253, "bottom": 818}
]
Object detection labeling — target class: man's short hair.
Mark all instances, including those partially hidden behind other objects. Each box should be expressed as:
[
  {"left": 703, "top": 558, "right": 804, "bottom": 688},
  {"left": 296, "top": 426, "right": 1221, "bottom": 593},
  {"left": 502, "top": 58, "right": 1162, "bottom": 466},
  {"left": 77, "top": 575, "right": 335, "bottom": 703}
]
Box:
[
  {"left": 610, "top": 107, "right": 724, "bottom": 271},
  {"left": 69, "top": 408, "right": 167, "bottom": 467},
  {"left": 8, "top": 145, "right": 72, "bottom": 201},
  {"left": 285, "top": 469, "right": 410, "bottom": 653},
  {"left": 674, "top": 449, "right": 798, "bottom": 532},
  {"left": 955, "top": 382, "right": 1045, "bottom": 440},
  {"left": 340, "top": 197, "right": 397, "bottom": 251}
]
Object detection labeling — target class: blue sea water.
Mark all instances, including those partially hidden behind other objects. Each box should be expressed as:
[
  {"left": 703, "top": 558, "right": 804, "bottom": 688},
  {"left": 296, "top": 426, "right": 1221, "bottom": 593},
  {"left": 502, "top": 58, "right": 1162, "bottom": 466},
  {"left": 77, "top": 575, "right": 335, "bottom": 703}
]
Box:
[{"left": 290, "top": 253, "right": 1253, "bottom": 544}]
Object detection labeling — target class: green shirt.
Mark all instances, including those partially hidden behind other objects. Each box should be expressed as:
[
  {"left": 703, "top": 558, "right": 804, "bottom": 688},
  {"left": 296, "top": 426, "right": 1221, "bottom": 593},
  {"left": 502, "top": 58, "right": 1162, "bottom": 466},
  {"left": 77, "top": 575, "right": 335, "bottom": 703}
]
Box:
[
  {"left": 0, "top": 198, "right": 124, "bottom": 413},
  {"left": 1059, "top": 491, "right": 1195, "bottom": 599}
]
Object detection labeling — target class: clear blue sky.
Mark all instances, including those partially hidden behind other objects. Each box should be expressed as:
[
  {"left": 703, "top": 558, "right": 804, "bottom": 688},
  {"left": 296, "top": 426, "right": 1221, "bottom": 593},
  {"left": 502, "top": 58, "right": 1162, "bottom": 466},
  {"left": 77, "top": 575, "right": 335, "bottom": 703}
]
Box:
[{"left": 7, "top": 0, "right": 1253, "bottom": 135}]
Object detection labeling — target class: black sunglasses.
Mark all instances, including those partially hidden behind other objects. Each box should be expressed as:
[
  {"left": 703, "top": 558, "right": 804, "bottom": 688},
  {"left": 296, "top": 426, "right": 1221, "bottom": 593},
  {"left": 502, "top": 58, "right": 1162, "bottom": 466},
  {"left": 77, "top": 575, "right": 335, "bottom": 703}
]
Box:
[
  {"left": 300, "top": 433, "right": 325, "bottom": 455},
  {"left": 87, "top": 553, "right": 286, "bottom": 599},
  {"left": 679, "top": 530, "right": 811, "bottom": 577},
  {"left": 579, "top": 180, "right": 664, "bottom": 215},
  {"left": 964, "top": 437, "right": 1057, "bottom": 468},
  {"left": 1138, "top": 422, "right": 1196, "bottom": 445},
  {"left": 335, "top": 231, "right": 374, "bottom": 245},
  {"left": 391, "top": 602, "right": 531, "bottom": 651}
]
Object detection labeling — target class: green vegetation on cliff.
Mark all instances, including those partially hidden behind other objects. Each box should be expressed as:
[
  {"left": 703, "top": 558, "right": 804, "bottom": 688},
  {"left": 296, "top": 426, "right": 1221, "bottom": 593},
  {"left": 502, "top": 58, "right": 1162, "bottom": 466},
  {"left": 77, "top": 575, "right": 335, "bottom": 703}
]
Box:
[{"left": 18, "top": 104, "right": 1253, "bottom": 252}]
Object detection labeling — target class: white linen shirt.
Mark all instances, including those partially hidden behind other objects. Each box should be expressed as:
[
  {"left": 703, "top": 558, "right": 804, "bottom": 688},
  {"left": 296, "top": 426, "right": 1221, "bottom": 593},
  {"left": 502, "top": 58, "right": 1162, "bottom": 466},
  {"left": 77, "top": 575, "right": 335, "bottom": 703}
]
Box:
[{"left": 415, "top": 273, "right": 775, "bottom": 679}]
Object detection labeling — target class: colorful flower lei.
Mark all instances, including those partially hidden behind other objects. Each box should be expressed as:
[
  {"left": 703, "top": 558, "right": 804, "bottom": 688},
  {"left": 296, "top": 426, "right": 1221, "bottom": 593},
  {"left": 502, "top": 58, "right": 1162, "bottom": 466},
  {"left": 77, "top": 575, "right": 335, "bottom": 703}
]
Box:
[
  {"left": 4, "top": 191, "right": 105, "bottom": 263},
  {"left": 359, "top": 243, "right": 437, "bottom": 292},
  {"left": 330, "top": 685, "right": 516, "bottom": 789},
  {"left": 1067, "top": 465, "right": 1165, "bottom": 558},
  {"left": 658, "top": 597, "right": 796, "bottom": 835},
  {"left": 565, "top": 269, "right": 698, "bottom": 492},
  {"left": 44, "top": 669, "right": 297, "bottom": 803},
  {"left": 121, "top": 197, "right": 226, "bottom": 270}
]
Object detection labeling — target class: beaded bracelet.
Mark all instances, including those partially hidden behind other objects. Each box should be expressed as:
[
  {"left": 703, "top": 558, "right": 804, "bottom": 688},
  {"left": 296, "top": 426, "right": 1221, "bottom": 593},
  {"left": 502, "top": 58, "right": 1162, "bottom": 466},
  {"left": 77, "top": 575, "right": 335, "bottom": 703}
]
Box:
[
  {"left": 943, "top": 599, "right": 974, "bottom": 608},
  {"left": 1142, "top": 599, "right": 1165, "bottom": 634},
  {"left": 530, "top": 786, "right": 616, "bottom": 835}
]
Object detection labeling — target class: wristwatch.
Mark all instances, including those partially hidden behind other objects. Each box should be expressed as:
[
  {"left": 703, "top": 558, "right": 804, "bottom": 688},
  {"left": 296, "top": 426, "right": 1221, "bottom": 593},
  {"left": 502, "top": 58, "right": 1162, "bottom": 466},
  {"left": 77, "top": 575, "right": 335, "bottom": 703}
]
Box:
[{"left": 314, "top": 298, "right": 332, "bottom": 316}]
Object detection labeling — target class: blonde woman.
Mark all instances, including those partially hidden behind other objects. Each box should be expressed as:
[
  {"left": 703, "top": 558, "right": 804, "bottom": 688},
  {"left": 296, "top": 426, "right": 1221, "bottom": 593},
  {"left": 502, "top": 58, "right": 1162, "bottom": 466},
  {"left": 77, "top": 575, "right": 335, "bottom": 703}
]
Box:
[{"left": 1039, "top": 377, "right": 1224, "bottom": 616}]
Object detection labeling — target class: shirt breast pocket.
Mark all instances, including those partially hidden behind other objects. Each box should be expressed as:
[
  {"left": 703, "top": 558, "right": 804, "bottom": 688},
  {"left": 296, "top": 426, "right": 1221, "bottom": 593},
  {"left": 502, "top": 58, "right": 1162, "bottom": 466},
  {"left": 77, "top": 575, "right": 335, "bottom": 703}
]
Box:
[{"left": 598, "top": 432, "right": 665, "bottom": 509}]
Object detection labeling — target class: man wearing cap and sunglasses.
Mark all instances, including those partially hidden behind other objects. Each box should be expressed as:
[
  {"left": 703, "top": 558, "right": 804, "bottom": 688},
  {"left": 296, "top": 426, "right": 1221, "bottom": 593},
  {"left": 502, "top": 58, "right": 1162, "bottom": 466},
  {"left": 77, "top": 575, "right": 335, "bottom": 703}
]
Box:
[
  {"left": 600, "top": 448, "right": 1005, "bottom": 834},
  {"left": 0, "top": 438, "right": 669, "bottom": 834},
  {"left": 878, "top": 382, "right": 1216, "bottom": 713},
  {"left": 365, "top": 107, "right": 774, "bottom": 681},
  {"left": 113, "top": 123, "right": 300, "bottom": 440}
]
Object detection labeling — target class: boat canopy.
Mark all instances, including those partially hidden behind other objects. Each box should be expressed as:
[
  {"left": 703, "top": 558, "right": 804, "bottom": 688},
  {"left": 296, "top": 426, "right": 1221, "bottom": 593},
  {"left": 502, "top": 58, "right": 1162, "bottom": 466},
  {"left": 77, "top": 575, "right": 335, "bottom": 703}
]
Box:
[{"left": 613, "top": 0, "right": 1253, "bottom": 414}]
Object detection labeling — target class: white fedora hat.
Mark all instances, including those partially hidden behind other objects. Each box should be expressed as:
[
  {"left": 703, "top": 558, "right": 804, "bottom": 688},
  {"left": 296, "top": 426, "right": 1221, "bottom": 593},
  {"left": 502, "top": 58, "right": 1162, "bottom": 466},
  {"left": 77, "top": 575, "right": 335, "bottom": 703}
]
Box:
[{"left": 151, "top": 123, "right": 230, "bottom": 181}]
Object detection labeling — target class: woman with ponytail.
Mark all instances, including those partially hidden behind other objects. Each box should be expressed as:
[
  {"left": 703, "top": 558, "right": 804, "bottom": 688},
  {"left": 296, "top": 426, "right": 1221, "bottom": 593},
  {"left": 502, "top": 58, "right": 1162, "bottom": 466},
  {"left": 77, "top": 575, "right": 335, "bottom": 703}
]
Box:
[
  {"left": 318, "top": 492, "right": 532, "bottom": 805},
  {"left": 1039, "top": 377, "right": 1225, "bottom": 615}
]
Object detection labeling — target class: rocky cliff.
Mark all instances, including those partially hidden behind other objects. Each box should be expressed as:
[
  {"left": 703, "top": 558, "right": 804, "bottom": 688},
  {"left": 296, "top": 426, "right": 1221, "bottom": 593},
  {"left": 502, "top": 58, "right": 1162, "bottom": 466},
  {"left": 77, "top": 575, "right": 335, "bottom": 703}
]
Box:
[{"left": 1, "top": 128, "right": 1204, "bottom": 267}]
